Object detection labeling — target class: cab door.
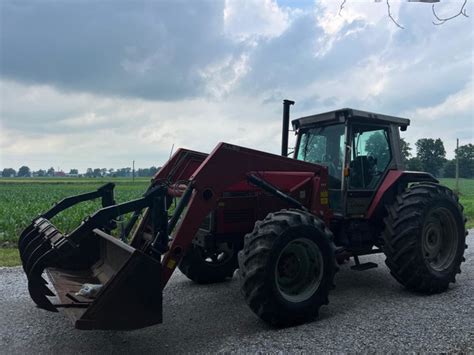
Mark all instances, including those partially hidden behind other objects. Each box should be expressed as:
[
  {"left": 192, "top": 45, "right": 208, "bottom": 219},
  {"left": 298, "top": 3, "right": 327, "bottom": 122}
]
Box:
[{"left": 345, "top": 123, "right": 392, "bottom": 216}]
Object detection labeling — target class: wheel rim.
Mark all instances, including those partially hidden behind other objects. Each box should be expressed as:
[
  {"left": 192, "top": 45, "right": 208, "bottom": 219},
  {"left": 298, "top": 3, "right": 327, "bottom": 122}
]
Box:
[
  {"left": 197, "top": 242, "right": 234, "bottom": 267},
  {"left": 422, "top": 207, "right": 459, "bottom": 272},
  {"left": 275, "top": 238, "right": 324, "bottom": 303}
]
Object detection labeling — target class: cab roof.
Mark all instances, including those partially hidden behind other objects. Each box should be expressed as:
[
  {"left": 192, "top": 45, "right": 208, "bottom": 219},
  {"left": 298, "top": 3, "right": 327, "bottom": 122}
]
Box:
[{"left": 292, "top": 108, "right": 410, "bottom": 131}]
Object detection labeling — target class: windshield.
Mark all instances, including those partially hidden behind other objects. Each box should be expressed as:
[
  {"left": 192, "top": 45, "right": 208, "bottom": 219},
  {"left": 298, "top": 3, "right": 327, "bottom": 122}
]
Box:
[{"left": 296, "top": 124, "right": 345, "bottom": 183}]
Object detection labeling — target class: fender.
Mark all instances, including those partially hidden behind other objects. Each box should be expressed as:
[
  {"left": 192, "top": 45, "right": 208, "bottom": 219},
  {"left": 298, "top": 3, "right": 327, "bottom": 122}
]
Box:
[{"left": 366, "top": 170, "right": 437, "bottom": 219}]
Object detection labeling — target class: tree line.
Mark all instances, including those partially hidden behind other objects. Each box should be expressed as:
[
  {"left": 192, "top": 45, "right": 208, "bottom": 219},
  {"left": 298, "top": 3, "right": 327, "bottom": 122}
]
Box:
[
  {"left": 2, "top": 139, "right": 472, "bottom": 179},
  {"left": 1, "top": 166, "right": 160, "bottom": 178},
  {"left": 401, "top": 139, "right": 473, "bottom": 178}
]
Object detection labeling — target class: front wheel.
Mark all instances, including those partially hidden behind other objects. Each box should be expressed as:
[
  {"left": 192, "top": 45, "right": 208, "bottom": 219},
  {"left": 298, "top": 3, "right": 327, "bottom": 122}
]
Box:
[
  {"left": 179, "top": 241, "right": 239, "bottom": 284},
  {"left": 238, "top": 209, "right": 337, "bottom": 327},
  {"left": 383, "top": 183, "right": 467, "bottom": 293}
]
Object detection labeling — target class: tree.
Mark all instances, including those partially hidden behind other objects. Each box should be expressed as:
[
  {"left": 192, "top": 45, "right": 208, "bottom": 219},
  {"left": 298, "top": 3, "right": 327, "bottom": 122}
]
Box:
[
  {"left": 115, "top": 168, "right": 131, "bottom": 177},
  {"left": 135, "top": 166, "right": 159, "bottom": 177},
  {"left": 406, "top": 157, "right": 423, "bottom": 171},
  {"left": 36, "top": 169, "right": 46, "bottom": 177},
  {"left": 85, "top": 168, "right": 93, "bottom": 178},
  {"left": 137, "top": 168, "right": 148, "bottom": 177},
  {"left": 400, "top": 138, "right": 412, "bottom": 163},
  {"left": 415, "top": 138, "right": 446, "bottom": 177},
  {"left": 1, "top": 168, "right": 16, "bottom": 177},
  {"left": 18, "top": 166, "right": 31, "bottom": 177},
  {"left": 444, "top": 160, "right": 455, "bottom": 178},
  {"left": 455, "top": 144, "right": 474, "bottom": 179},
  {"left": 69, "top": 169, "right": 78, "bottom": 175},
  {"left": 93, "top": 168, "right": 102, "bottom": 177},
  {"left": 47, "top": 167, "right": 55, "bottom": 177}
]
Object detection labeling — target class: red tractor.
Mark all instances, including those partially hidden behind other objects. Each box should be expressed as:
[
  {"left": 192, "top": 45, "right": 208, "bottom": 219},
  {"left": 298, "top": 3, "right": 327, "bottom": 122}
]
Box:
[{"left": 18, "top": 101, "right": 467, "bottom": 330}]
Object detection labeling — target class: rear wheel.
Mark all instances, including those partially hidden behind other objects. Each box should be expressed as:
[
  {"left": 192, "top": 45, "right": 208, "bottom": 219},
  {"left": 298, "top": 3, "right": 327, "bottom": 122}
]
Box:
[
  {"left": 238, "top": 209, "right": 337, "bottom": 327},
  {"left": 383, "top": 183, "right": 467, "bottom": 293},
  {"left": 179, "top": 241, "right": 239, "bottom": 284}
]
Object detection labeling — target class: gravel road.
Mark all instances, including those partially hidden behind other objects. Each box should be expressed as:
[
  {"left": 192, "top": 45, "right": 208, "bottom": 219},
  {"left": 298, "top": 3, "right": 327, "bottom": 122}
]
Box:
[{"left": 1, "top": 231, "right": 473, "bottom": 353}]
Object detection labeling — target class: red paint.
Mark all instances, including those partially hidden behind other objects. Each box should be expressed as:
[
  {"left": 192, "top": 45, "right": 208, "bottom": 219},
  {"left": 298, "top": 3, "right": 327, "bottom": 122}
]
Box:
[
  {"left": 366, "top": 170, "right": 404, "bottom": 218},
  {"left": 161, "top": 143, "right": 327, "bottom": 286}
]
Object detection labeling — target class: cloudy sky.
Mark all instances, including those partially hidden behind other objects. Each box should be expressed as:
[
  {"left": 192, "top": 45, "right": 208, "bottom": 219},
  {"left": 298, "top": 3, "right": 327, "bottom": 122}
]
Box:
[{"left": 0, "top": 0, "right": 473, "bottom": 172}]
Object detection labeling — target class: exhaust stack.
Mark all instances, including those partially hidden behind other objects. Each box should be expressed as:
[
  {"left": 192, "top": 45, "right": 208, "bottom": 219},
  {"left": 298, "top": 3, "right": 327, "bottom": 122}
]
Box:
[{"left": 281, "top": 99, "right": 295, "bottom": 157}]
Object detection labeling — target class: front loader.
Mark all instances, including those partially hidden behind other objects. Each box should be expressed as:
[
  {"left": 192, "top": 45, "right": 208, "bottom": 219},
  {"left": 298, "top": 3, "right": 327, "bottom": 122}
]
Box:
[{"left": 18, "top": 101, "right": 467, "bottom": 330}]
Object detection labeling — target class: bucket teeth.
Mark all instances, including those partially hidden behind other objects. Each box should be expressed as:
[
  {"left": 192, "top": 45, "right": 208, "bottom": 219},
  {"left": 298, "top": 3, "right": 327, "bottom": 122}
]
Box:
[
  {"left": 19, "top": 220, "right": 63, "bottom": 274},
  {"left": 19, "top": 229, "right": 37, "bottom": 262},
  {"left": 28, "top": 280, "right": 58, "bottom": 312},
  {"left": 19, "top": 217, "right": 46, "bottom": 243},
  {"left": 25, "top": 242, "right": 54, "bottom": 275},
  {"left": 27, "top": 249, "right": 59, "bottom": 312},
  {"left": 18, "top": 225, "right": 35, "bottom": 249},
  {"left": 38, "top": 280, "right": 55, "bottom": 297},
  {"left": 19, "top": 218, "right": 51, "bottom": 263},
  {"left": 18, "top": 218, "right": 48, "bottom": 255},
  {"left": 21, "top": 230, "right": 53, "bottom": 268},
  {"left": 18, "top": 218, "right": 71, "bottom": 311}
]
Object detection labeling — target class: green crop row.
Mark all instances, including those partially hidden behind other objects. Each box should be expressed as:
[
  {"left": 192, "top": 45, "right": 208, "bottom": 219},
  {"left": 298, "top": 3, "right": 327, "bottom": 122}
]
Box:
[
  {"left": 0, "top": 177, "right": 472, "bottom": 267},
  {"left": 0, "top": 179, "right": 149, "bottom": 246},
  {"left": 0, "top": 178, "right": 472, "bottom": 247}
]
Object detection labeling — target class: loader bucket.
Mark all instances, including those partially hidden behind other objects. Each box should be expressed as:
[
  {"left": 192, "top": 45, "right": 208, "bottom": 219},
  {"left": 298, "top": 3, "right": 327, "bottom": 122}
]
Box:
[
  {"left": 18, "top": 183, "right": 171, "bottom": 330},
  {"left": 24, "top": 227, "right": 163, "bottom": 330}
]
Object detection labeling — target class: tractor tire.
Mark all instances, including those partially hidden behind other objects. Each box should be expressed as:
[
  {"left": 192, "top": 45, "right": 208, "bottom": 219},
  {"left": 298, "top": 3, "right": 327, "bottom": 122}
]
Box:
[
  {"left": 238, "top": 209, "right": 337, "bottom": 327},
  {"left": 178, "top": 241, "right": 239, "bottom": 284},
  {"left": 383, "top": 182, "right": 467, "bottom": 293}
]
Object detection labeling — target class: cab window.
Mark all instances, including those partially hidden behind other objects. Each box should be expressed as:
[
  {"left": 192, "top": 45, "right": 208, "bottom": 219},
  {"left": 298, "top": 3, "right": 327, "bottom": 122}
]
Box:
[
  {"left": 349, "top": 125, "right": 391, "bottom": 189},
  {"left": 297, "top": 124, "right": 345, "bottom": 187},
  {"left": 297, "top": 124, "right": 345, "bottom": 211}
]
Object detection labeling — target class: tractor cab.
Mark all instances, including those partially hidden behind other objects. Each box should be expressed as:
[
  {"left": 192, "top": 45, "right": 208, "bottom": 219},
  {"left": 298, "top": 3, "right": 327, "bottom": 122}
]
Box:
[{"left": 292, "top": 108, "right": 409, "bottom": 216}]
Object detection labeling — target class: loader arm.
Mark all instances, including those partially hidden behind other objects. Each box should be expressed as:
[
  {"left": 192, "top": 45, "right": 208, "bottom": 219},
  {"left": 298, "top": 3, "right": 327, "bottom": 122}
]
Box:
[
  {"left": 160, "top": 142, "right": 329, "bottom": 286},
  {"left": 127, "top": 148, "right": 208, "bottom": 244},
  {"left": 153, "top": 147, "right": 208, "bottom": 183}
]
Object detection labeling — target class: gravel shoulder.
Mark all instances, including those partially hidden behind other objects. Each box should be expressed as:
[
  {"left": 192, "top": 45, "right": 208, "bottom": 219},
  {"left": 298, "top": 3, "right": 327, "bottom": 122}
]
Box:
[{"left": 1, "top": 231, "right": 473, "bottom": 353}]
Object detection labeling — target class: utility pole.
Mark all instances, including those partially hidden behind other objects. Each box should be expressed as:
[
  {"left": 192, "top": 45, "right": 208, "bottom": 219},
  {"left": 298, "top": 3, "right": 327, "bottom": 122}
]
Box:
[
  {"left": 132, "top": 160, "right": 135, "bottom": 183},
  {"left": 455, "top": 138, "right": 459, "bottom": 194}
]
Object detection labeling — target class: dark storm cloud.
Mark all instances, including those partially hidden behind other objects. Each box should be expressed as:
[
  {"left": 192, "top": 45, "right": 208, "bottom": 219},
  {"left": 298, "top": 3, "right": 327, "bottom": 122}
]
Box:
[{"left": 0, "top": 0, "right": 237, "bottom": 100}]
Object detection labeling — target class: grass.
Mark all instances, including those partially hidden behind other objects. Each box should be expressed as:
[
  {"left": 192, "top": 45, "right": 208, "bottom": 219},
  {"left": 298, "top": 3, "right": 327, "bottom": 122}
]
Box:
[
  {"left": 0, "top": 248, "right": 20, "bottom": 267},
  {"left": 0, "top": 178, "right": 149, "bottom": 246},
  {"left": 0, "top": 177, "right": 472, "bottom": 267},
  {"left": 439, "top": 178, "right": 474, "bottom": 229}
]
